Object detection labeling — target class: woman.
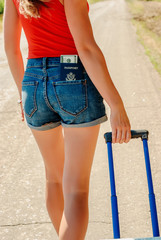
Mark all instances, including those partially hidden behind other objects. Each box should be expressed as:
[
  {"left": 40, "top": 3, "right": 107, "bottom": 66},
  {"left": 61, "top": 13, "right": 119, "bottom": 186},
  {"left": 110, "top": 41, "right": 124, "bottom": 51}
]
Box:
[{"left": 3, "top": 0, "right": 131, "bottom": 239}]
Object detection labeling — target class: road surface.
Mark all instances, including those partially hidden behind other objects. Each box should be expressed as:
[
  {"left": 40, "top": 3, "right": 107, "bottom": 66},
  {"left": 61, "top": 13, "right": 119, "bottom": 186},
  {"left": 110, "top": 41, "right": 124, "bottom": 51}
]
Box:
[{"left": 0, "top": 0, "right": 161, "bottom": 239}]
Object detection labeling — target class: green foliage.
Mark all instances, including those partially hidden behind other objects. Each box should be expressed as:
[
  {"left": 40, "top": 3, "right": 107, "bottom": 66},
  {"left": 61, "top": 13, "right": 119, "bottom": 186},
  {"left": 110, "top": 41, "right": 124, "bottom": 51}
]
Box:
[
  {"left": 126, "top": 0, "right": 161, "bottom": 76},
  {"left": 0, "top": 0, "right": 4, "bottom": 14},
  {"left": 88, "top": 0, "right": 107, "bottom": 4},
  {"left": 127, "top": 0, "right": 161, "bottom": 1}
]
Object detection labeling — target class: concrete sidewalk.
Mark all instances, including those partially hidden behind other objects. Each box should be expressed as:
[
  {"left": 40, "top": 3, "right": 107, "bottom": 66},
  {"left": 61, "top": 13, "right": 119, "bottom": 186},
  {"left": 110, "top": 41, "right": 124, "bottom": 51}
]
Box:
[{"left": 0, "top": 0, "right": 161, "bottom": 239}]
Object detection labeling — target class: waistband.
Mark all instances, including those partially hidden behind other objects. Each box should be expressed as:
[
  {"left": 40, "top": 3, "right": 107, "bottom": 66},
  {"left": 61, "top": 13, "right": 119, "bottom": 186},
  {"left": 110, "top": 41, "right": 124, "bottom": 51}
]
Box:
[{"left": 26, "top": 56, "right": 82, "bottom": 68}]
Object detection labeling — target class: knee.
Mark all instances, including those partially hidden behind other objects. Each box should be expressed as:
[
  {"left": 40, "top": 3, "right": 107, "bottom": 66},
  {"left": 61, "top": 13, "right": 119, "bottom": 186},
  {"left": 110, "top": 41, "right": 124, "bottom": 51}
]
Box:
[
  {"left": 45, "top": 181, "right": 63, "bottom": 205},
  {"left": 63, "top": 181, "right": 89, "bottom": 207},
  {"left": 45, "top": 166, "right": 63, "bottom": 185},
  {"left": 63, "top": 174, "right": 89, "bottom": 194},
  {"left": 46, "top": 180, "right": 62, "bottom": 191},
  {"left": 64, "top": 191, "right": 89, "bottom": 212},
  {"left": 46, "top": 180, "right": 63, "bottom": 199}
]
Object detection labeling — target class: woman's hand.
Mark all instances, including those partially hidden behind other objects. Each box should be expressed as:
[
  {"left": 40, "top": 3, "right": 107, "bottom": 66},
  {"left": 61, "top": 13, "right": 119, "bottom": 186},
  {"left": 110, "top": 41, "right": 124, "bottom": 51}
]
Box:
[
  {"left": 110, "top": 104, "right": 131, "bottom": 144},
  {"left": 18, "top": 91, "right": 24, "bottom": 122},
  {"left": 19, "top": 100, "right": 24, "bottom": 121}
]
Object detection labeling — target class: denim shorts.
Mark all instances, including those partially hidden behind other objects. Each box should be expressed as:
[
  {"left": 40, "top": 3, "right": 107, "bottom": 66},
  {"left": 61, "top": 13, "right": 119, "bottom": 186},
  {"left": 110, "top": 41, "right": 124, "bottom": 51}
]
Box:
[{"left": 21, "top": 56, "right": 108, "bottom": 131}]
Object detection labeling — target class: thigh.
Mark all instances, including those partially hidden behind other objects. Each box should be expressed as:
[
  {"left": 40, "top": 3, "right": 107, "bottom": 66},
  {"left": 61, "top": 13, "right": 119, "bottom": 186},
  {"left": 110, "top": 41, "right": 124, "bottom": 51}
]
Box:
[
  {"left": 30, "top": 125, "right": 65, "bottom": 183},
  {"left": 63, "top": 124, "right": 100, "bottom": 195}
]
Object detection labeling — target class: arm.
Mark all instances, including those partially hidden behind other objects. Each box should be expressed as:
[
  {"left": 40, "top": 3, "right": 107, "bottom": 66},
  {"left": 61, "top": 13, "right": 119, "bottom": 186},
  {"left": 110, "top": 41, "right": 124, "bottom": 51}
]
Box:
[
  {"left": 64, "top": 0, "right": 131, "bottom": 143},
  {"left": 3, "top": 0, "right": 24, "bottom": 99}
]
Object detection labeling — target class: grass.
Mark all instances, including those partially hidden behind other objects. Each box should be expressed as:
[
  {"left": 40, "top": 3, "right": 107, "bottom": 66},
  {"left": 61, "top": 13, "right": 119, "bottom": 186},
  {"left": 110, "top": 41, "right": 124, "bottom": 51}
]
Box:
[
  {"left": 126, "top": 0, "right": 161, "bottom": 76},
  {"left": 126, "top": 0, "right": 144, "bottom": 15},
  {"left": 133, "top": 19, "right": 161, "bottom": 75},
  {"left": 0, "top": 0, "right": 4, "bottom": 14},
  {"left": 143, "top": 0, "right": 161, "bottom": 2},
  {"left": 88, "top": 0, "right": 107, "bottom": 4}
]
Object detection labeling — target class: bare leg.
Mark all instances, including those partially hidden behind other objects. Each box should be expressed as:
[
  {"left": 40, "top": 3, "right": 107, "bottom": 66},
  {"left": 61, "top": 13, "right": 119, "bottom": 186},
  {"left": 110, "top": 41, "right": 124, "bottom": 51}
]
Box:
[
  {"left": 30, "top": 125, "right": 65, "bottom": 235},
  {"left": 59, "top": 124, "right": 100, "bottom": 240}
]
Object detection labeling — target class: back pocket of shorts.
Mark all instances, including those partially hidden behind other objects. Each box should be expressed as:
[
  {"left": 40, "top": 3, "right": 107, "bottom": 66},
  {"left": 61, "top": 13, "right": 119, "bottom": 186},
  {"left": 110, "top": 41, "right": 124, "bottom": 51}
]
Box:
[
  {"left": 52, "top": 79, "right": 87, "bottom": 116},
  {"left": 22, "top": 81, "right": 38, "bottom": 117}
]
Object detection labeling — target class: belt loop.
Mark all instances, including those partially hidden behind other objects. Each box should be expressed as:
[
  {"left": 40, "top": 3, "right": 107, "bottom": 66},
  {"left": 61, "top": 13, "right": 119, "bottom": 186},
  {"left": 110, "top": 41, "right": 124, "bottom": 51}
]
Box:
[{"left": 42, "top": 57, "right": 47, "bottom": 72}]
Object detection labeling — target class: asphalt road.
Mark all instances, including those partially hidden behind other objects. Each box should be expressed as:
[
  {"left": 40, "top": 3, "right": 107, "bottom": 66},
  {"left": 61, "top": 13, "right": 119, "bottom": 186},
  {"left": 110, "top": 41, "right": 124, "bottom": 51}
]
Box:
[{"left": 0, "top": 0, "right": 161, "bottom": 239}]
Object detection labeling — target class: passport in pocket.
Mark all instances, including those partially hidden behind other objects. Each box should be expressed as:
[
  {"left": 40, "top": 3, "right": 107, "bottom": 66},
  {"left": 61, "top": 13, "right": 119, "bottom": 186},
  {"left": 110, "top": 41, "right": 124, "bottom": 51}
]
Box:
[{"left": 60, "top": 62, "right": 85, "bottom": 81}]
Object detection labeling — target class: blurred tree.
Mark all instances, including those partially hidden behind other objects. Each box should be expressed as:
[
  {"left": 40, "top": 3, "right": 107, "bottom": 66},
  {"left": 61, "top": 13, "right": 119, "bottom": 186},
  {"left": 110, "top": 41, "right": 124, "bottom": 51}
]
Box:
[{"left": 0, "top": 0, "right": 4, "bottom": 14}]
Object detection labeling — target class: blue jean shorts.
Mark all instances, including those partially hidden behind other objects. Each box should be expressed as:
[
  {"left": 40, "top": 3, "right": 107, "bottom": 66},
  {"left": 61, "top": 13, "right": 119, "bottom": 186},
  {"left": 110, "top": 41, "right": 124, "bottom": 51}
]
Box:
[{"left": 21, "top": 56, "right": 108, "bottom": 131}]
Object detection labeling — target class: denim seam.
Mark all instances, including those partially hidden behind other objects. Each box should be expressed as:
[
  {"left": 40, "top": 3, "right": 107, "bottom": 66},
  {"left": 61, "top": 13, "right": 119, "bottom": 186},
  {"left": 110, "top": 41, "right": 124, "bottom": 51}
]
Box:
[
  {"left": 74, "top": 79, "right": 88, "bottom": 120},
  {"left": 52, "top": 80, "right": 88, "bottom": 116},
  {"left": 48, "top": 74, "right": 60, "bottom": 80},
  {"left": 24, "top": 72, "right": 43, "bottom": 79},
  {"left": 26, "top": 65, "right": 59, "bottom": 68},
  {"left": 85, "top": 79, "right": 88, "bottom": 108},
  {"left": 26, "top": 62, "right": 60, "bottom": 69},
  {"left": 24, "top": 81, "right": 39, "bottom": 118},
  {"left": 61, "top": 115, "right": 108, "bottom": 128},
  {"left": 26, "top": 65, "right": 43, "bottom": 68},
  {"left": 53, "top": 79, "right": 86, "bottom": 85},
  {"left": 22, "top": 82, "right": 37, "bottom": 86},
  {"left": 43, "top": 77, "right": 58, "bottom": 113},
  {"left": 47, "top": 64, "right": 59, "bottom": 67},
  {"left": 26, "top": 121, "right": 61, "bottom": 131}
]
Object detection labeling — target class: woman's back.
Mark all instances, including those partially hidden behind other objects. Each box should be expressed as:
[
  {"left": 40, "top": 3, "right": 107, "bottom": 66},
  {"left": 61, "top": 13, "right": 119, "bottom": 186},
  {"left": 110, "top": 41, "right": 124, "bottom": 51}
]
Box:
[{"left": 12, "top": 0, "right": 89, "bottom": 59}]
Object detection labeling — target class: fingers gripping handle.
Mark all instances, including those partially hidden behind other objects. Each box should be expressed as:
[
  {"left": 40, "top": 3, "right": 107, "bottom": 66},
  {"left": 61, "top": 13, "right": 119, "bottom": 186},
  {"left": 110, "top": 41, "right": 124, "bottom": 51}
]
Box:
[{"left": 104, "top": 129, "right": 149, "bottom": 143}]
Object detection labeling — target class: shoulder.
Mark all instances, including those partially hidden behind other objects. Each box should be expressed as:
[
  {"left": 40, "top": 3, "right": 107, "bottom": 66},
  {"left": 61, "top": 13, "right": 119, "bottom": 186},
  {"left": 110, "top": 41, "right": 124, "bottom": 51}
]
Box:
[
  {"left": 58, "top": 0, "right": 64, "bottom": 5},
  {"left": 63, "top": 0, "right": 94, "bottom": 51}
]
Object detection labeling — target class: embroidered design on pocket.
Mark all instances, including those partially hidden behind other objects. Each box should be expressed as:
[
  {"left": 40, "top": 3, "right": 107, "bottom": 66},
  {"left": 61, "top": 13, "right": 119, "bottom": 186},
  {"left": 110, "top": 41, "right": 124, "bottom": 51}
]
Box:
[{"left": 66, "top": 72, "right": 76, "bottom": 81}]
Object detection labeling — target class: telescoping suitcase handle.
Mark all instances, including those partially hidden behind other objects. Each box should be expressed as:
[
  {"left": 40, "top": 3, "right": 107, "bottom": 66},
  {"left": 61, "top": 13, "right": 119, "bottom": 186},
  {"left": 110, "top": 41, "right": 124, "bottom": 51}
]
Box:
[{"left": 104, "top": 130, "right": 160, "bottom": 239}]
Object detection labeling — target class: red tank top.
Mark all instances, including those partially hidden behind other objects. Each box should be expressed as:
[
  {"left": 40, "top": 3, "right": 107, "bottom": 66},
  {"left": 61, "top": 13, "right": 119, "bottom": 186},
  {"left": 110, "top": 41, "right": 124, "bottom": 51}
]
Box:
[{"left": 13, "top": 0, "right": 89, "bottom": 59}]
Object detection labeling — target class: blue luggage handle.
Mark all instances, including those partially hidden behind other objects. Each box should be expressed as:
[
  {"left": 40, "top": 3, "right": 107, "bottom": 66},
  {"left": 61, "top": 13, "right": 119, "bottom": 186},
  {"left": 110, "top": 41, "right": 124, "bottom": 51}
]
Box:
[{"left": 104, "top": 130, "right": 160, "bottom": 238}]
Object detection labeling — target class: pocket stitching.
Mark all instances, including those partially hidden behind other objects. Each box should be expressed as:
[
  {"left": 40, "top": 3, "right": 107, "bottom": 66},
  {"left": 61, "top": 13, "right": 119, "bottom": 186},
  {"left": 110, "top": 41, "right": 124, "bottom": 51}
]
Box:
[
  {"left": 54, "top": 79, "right": 85, "bottom": 85},
  {"left": 52, "top": 80, "right": 88, "bottom": 116},
  {"left": 26, "top": 65, "right": 43, "bottom": 68},
  {"left": 22, "top": 81, "right": 39, "bottom": 118},
  {"left": 24, "top": 72, "right": 43, "bottom": 79},
  {"left": 22, "top": 81, "right": 38, "bottom": 86},
  {"left": 48, "top": 74, "right": 60, "bottom": 80}
]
